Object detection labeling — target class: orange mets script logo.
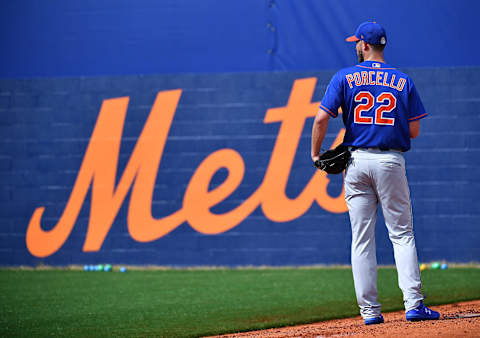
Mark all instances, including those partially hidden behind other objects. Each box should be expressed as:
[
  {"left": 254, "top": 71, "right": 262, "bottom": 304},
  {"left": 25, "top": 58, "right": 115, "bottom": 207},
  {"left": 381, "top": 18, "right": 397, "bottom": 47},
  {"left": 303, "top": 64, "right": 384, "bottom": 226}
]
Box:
[{"left": 26, "top": 78, "right": 347, "bottom": 258}]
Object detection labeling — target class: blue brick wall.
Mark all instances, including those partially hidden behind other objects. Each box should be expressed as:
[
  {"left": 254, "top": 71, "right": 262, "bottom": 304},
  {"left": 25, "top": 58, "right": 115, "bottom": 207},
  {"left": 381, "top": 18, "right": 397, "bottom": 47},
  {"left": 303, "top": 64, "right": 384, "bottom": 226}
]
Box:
[{"left": 0, "top": 68, "right": 479, "bottom": 266}]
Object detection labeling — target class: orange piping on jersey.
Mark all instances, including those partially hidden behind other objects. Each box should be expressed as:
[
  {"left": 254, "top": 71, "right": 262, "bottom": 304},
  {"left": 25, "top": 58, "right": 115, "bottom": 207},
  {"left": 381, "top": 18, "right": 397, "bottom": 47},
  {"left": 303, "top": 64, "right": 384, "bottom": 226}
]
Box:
[
  {"left": 409, "top": 113, "right": 428, "bottom": 121},
  {"left": 356, "top": 65, "right": 396, "bottom": 70},
  {"left": 319, "top": 104, "right": 337, "bottom": 117}
]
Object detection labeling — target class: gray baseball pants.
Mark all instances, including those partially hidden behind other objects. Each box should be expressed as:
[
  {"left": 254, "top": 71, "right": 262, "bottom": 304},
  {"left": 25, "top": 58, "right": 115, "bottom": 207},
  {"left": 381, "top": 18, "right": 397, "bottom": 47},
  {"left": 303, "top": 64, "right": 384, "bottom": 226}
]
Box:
[{"left": 344, "top": 148, "right": 423, "bottom": 319}]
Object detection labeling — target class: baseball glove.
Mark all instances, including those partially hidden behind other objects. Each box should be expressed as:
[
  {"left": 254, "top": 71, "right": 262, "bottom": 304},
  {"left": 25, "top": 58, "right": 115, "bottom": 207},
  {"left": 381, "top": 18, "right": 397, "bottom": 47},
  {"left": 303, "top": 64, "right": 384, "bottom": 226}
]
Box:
[{"left": 314, "top": 144, "right": 351, "bottom": 174}]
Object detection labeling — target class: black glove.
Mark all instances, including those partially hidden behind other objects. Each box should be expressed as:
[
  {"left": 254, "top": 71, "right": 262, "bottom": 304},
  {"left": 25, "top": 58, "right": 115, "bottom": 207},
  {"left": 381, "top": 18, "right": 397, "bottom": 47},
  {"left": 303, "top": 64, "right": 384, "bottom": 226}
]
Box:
[{"left": 314, "top": 144, "right": 351, "bottom": 174}]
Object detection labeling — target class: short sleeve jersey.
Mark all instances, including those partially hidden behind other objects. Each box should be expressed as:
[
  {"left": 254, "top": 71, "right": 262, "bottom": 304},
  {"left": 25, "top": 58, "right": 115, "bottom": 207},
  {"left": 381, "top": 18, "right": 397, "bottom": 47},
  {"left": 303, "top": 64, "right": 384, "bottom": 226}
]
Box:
[{"left": 320, "top": 60, "right": 427, "bottom": 152}]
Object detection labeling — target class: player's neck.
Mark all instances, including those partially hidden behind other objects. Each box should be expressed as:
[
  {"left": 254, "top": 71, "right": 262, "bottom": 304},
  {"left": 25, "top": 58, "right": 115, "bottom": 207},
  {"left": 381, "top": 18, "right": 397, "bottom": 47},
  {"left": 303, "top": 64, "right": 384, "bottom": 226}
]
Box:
[{"left": 364, "top": 53, "right": 385, "bottom": 63}]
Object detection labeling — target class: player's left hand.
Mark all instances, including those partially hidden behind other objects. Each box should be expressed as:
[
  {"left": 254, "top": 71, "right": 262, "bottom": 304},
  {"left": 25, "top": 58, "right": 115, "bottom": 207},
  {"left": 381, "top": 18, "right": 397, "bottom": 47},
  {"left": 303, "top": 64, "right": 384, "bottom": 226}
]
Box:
[{"left": 313, "top": 144, "right": 351, "bottom": 174}]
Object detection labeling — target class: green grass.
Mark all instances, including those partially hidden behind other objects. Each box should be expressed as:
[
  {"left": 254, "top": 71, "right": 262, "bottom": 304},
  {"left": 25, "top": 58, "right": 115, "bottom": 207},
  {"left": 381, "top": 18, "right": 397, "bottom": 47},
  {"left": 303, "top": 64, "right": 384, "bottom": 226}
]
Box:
[{"left": 1, "top": 267, "right": 479, "bottom": 337}]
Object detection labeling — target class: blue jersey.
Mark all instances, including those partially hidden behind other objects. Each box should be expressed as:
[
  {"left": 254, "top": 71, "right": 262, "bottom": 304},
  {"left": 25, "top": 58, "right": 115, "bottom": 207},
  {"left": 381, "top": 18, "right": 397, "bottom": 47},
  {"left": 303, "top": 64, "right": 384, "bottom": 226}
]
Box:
[{"left": 320, "top": 60, "right": 427, "bottom": 152}]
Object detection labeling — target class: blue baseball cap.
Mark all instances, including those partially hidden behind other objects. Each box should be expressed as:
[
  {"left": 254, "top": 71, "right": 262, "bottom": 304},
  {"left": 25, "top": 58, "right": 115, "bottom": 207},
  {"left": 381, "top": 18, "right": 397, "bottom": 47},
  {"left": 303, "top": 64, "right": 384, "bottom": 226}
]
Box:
[{"left": 346, "top": 21, "right": 387, "bottom": 45}]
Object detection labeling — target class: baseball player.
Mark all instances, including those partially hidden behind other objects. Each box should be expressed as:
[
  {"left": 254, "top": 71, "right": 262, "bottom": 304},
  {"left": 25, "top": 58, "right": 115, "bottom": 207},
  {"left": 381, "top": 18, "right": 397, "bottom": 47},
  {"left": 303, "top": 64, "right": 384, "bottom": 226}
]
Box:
[{"left": 310, "top": 22, "right": 440, "bottom": 324}]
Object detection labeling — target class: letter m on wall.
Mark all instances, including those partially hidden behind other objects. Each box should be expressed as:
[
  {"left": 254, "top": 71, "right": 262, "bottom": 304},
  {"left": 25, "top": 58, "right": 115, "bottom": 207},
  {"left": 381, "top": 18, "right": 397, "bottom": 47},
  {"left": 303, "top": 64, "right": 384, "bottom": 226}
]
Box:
[{"left": 26, "top": 90, "right": 182, "bottom": 258}]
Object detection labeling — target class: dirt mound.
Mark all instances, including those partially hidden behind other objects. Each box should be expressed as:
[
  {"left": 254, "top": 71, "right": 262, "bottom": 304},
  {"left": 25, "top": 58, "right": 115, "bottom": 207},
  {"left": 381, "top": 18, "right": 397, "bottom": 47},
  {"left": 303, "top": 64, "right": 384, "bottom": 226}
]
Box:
[{"left": 212, "top": 299, "right": 480, "bottom": 337}]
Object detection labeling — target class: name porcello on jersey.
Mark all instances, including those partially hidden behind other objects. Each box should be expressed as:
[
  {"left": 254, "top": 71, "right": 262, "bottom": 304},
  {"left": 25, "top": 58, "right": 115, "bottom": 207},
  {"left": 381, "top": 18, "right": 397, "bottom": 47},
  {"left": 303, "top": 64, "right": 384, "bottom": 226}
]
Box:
[{"left": 346, "top": 71, "right": 406, "bottom": 92}]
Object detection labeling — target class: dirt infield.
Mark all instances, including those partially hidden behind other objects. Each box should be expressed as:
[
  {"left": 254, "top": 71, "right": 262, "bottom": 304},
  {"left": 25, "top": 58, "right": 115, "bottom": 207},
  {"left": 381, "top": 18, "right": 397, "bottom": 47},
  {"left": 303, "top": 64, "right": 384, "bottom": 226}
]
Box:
[{"left": 212, "top": 299, "right": 480, "bottom": 337}]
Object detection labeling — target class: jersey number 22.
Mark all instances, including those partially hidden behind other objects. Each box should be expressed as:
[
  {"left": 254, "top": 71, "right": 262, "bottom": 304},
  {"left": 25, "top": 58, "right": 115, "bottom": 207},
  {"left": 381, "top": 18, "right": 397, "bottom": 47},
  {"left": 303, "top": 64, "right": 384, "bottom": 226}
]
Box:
[{"left": 354, "top": 91, "right": 397, "bottom": 126}]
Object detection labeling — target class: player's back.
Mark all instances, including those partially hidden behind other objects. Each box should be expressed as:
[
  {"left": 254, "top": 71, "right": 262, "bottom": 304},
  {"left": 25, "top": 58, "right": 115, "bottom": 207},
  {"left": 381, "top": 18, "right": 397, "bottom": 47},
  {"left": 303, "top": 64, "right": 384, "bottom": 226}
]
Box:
[{"left": 320, "top": 60, "right": 427, "bottom": 152}]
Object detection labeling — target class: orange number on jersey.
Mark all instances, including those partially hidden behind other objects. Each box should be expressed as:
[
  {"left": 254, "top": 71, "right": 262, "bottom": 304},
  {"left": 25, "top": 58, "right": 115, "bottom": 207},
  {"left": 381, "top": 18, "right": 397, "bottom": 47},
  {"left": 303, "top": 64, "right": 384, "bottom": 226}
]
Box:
[
  {"left": 354, "top": 91, "right": 397, "bottom": 126},
  {"left": 375, "top": 92, "right": 396, "bottom": 125},
  {"left": 354, "top": 91, "right": 374, "bottom": 124}
]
